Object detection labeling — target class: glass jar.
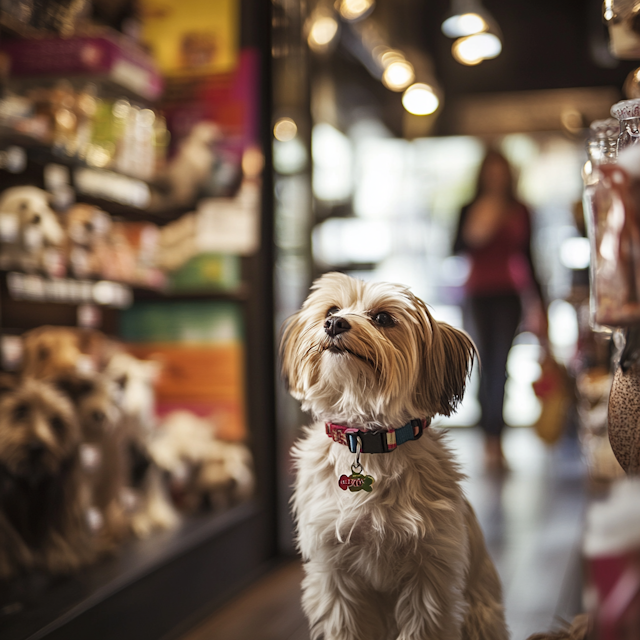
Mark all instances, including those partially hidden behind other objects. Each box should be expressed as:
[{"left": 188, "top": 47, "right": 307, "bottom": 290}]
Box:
[
  {"left": 611, "top": 99, "right": 640, "bottom": 152},
  {"left": 587, "top": 118, "right": 619, "bottom": 167}
]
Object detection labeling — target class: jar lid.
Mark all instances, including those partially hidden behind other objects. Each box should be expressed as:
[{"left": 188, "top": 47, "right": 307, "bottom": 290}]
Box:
[
  {"left": 611, "top": 99, "right": 640, "bottom": 120},
  {"left": 590, "top": 118, "right": 619, "bottom": 137}
]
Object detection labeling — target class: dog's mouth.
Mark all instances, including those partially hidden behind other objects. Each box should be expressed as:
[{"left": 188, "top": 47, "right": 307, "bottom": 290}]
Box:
[{"left": 323, "top": 344, "right": 376, "bottom": 369}]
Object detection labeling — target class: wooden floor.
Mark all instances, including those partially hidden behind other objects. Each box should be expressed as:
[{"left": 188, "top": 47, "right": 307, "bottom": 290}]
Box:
[{"left": 178, "top": 427, "right": 587, "bottom": 640}]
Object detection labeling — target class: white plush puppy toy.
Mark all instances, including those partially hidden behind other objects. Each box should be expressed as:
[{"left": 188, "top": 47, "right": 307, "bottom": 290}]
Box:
[{"left": 281, "top": 272, "right": 508, "bottom": 640}]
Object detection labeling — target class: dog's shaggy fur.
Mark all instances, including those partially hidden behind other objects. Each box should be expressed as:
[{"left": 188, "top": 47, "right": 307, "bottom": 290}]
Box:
[
  {"left": 282, "top": 273, "right": 508, "bottom": 640},
  {"left": 0, "top": 375, "right": 95, "bottom": 579}
]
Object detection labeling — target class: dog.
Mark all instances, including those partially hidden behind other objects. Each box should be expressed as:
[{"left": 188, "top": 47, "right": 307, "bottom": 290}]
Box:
[
  {"left": 281, "top": 272, "right": 508, "bottom": 640},
  {"left": 0, "top": 375, "right": 95, "bottom": 579}
]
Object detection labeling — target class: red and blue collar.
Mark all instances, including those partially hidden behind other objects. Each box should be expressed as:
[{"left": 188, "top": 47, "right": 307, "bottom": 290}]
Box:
[{"left": 326, "top": 418, "right": 430, "bottom": 454}]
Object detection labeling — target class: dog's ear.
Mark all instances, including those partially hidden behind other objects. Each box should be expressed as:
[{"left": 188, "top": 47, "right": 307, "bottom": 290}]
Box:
[
  {"left": 279, "top": 310, "right": 304, "bottom": 396},
  {"left": 431, "top": 321, "right": 476, "bottom": 416},
  {"left": 412, "top": 298, "right": 476, "bottom": 417}
]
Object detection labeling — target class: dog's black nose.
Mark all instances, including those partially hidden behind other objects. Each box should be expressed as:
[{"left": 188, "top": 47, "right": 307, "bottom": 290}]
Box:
[{"left": 324, "top": 315, "right": 351, "bottom": 337}]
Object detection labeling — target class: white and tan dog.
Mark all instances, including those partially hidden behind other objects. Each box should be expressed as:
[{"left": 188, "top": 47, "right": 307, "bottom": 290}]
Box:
[{"left": 282, "top": 272, "right": 508, "bottom": 640}]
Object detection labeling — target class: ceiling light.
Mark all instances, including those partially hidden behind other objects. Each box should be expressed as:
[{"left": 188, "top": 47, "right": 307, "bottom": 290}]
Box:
[
  {"left": 273, "top": 117, "right": 298, "bottom": 142},
  {"left": 452, "top": 32, "right": 502, "bottom": 65},
  {"left": 402, "top": 83, "right": 439, "bottom": 115},
  {"left": 307, "top": 13, "right": 339, "bottom": 52},
  {"left": 442, "top": 12, "right": 487, "bottom": 37},
  {"left": 339, "top": 0, "right": 375, "bottom": 22},
  {"left": 380, "top": 49, "right": 406, "bottom": 66},
  {"left": 382, "top": 60, "right": 415, "bottom": 91},
  {"left": 603, "top": 0, "right": 614, "bottom": 22}
]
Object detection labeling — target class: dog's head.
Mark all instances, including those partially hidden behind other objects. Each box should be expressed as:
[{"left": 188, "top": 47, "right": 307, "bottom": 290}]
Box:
[
  {"left": 0, "top": 376, "right": 80, "bottom": 479},
  {"left": 281, "top": 272, "right": 476, "bottom": 427},
  {"left": 65, "top": 204, "right": 111, "bottom": 247},
  {"left": 22, "top": 326, "right": 110, "bottom": 379},
  {"left": 0, "top": 186, "right": 64, "bottom": 247},
  {"left": 54, "top": 372, "right": 120, "bottom": 442}
]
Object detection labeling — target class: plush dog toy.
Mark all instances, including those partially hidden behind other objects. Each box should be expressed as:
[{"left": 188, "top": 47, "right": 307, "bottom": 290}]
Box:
[
  {"left": 150, "top": 410, "right": 254, "bottom": 513},
  {"left": 63, "top": 203, "right": 111, "bottom": 279},
  {"left": 0, "top": 186, "right": 65, "bottom": 276},
  {"left": 0, "top": 375, "right": 95, "bottom": 578},
  {"left": 281, "top": 272, "right": 508, "bottom": 640}
]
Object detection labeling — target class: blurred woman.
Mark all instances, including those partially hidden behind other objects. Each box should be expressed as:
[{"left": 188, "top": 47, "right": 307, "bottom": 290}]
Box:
[{"left": 454, "top": 150, "right": 546, "bottom": 472}]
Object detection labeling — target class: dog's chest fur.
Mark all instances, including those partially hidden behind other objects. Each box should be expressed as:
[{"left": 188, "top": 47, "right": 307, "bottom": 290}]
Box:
[{"left": 292, "top": 424, "right": 469, "bottom": 591}]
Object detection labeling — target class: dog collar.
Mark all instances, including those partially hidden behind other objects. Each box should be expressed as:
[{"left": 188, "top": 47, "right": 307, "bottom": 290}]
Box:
[{"left": 325, "top": 418, "right": 429, "bottom": 454}]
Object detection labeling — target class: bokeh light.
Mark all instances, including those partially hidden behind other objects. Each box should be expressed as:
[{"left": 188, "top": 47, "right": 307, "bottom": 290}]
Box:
[
  {"left": 402, "top": 83, "right": 440, "bottom": 115},
  {"left": 382, "top": 60, "right": 415, "bottom": 91},
  {"left": 339, "top": 0, "right": 375, "bottom": 22},
  {"left": 452, "top": 32, "right": 502, "bottom": 65},
  {"left": 307, "top": 15, "right": 339, "bottom": 52},
  {"left": 273, "top": 117, "right": 298, "bottom": 142},
  {"left": 441, "top": 12, "right": 487, "bottom": 38}
]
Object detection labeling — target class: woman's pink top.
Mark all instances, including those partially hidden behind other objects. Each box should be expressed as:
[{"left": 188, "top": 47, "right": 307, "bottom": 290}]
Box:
[{"left": 455, "top": 201, "right": 536, "bottom": 297}]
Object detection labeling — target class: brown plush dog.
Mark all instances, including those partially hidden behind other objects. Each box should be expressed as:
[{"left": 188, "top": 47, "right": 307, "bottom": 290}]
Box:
[
  {"left": 22, "top": 326, "right": 112, "bottom": 379},
  {"left": 54, "top": 372, "right": 130, "bottom": 553},
  {"left": 63, "top": 203, "right": 111, "bottom": 279},
  {"left": 0, "top": 375, "right": 95, "bottom": 579}
]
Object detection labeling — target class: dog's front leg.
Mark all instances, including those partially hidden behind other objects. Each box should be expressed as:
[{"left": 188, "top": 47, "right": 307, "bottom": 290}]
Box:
[
  {"left": 394, "top": 569, "right": 467, "bottom": 640},
  {"left": 301, "top": 560, "right": 390, "bottom": 640}
]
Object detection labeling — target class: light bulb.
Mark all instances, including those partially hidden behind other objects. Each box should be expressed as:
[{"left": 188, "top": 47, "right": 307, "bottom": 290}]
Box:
[
  {"left": 308, "top": 15, "right": 339, "bottom": 51},
  {"left": 452, "top": 32, "right": 501, "bottom": 65},
  {"left": 441, "top": 12, "right": 487, "bottom": 37},
  {"left": 274, "top": 117, "right": 298, "bottom": 142},
  {"left": 402, "top": 84, "right": 439, "bottom": 115},
  {"left": 382, "top": 60, "right": 415, "bottom": 91},
  {"left": 339, "top": 0, "right": 374, "bottom": 21}
]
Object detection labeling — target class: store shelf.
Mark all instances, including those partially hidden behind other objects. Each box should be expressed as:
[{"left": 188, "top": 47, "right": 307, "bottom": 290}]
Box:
[
  {"left": 0, "top": 501, "right": 272, "bottom": 640},
  {"left": 0, "top": 140, "right": 189, "bottom": 222},
  {"left": 132, "top": 284, "right": 249, "bottom": 302},
  {"left": 3, "top": 271, "right": 133, "bottom": 309},
  {"left": 0, "top": 29, "right": 163, "bottom": 102}
]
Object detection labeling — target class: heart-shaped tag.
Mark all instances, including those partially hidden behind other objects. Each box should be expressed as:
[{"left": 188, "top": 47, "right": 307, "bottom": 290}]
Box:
[{"left": 338, "top": 472, "right": 374, "bottom": 492}]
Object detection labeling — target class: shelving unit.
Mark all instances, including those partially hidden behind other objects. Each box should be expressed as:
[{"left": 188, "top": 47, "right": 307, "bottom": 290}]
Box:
[{"left": 0, "top": 1, "right": 277, "bottom": 638}]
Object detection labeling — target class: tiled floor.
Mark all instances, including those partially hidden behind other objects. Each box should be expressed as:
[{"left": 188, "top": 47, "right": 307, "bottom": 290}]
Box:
[{"left": 180, "top": 426, "right": 587, "bottom": 640}]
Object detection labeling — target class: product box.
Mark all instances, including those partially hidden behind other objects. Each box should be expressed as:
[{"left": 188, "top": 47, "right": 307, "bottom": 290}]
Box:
[
  {"left": 167, "top": 253, "right": 241, "bottom": 291},
  {"left": 0, "top": 32, "right": 163, "bottom": 101},
  {"left": 139, "top": 0, "right": 238, "bottom": 76},
  {"left": 121, "top": 301, "right": 246, "bottom": 440}
]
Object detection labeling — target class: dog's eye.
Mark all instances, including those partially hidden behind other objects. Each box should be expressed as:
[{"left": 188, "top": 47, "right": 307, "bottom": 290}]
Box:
[
  {"left": 373, "top": 312, "right": 394, "bottom": 327},
  {"left": 50, "top": 415, "right": 65, "bottom": 434},
  {"left": 326, "top": 306, "right": 340, "bottom": 317},
  {"left": 12, "top": 403, "right": 29, "bottom": 421}
]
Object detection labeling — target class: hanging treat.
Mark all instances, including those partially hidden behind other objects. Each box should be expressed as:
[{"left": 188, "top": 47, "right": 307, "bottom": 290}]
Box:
[{"left": 609, "top": 361, "right": 640, "bottom": 474}]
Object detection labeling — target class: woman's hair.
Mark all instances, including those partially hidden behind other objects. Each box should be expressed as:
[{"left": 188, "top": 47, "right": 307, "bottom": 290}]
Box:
[{"left": 472, "top": 149, "right": 517, "bottom": 202}]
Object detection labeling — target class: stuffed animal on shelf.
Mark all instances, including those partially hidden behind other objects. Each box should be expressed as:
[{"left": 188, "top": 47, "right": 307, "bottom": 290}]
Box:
[
  {"left": 150, "top": 410, "right": 254, "bottom": 514},
  {"left": 0, "top": 186, "right": 65, "bottom": 276},
  {"left": 0, "top": 374, "right": 96, "bottom": 579},
  {"left": 63, "top": 203, "right": 112, "bottom": 279},
  {"left": 104, "top": 353, "right": 179, "bottom": 538}
]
